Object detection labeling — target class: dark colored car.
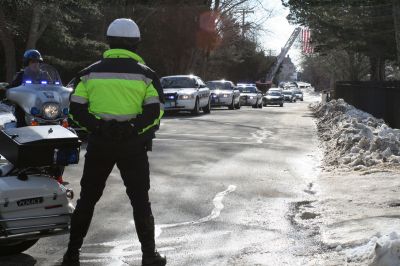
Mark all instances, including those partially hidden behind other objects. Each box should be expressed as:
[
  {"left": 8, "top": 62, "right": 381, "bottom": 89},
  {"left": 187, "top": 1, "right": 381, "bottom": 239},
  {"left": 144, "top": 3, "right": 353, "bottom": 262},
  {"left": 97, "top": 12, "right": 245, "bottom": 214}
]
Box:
[{"left": 263, "top": 89, "right": 284, "bottom": 107}]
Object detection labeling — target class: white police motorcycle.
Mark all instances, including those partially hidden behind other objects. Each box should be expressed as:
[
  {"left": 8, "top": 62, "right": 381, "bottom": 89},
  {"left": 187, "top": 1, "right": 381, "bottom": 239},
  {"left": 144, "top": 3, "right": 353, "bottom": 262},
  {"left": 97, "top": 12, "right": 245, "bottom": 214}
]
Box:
[{"left": 0, "top": 64, "right": 80, "bottom": 256}]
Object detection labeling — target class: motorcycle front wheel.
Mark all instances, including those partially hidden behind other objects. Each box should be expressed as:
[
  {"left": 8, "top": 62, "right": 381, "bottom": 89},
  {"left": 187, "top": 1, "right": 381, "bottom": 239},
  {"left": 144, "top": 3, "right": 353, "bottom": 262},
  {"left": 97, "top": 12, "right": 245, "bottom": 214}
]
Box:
[{"left": 0, "top": 239, "right": 38, "bottom": 256}]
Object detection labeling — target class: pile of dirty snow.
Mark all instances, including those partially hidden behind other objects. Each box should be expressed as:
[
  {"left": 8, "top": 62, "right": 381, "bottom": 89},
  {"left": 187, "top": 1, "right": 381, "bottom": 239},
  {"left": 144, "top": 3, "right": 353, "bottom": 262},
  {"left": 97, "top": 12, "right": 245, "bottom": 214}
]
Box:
[
  {"left": 310, "top": 99, "right": 400, "bottom": 171},
  {"left": 346, "top": 232, "right": 400, "bottom": 266}
]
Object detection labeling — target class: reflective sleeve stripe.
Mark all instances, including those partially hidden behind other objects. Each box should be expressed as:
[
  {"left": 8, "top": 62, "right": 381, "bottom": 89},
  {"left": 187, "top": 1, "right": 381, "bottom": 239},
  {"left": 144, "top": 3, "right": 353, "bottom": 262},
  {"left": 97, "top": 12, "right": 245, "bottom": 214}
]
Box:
[
  {"left": 81, "top": 72, "right": 152, "bottom": 86},
  {"left": 70, "top": 95, "right": 88, "bottom": 104},
  {"left": 138, "top": 109, "right": 164, "bottom": 135},
  {"left": 160, "top": 103, "right": 164, "bottom": 111},
  {"left": 143, "top": 96, "right": 160, "bottom": 105},
  {"left": 96, "top": 113, "right": 137, "bottom": 122}
]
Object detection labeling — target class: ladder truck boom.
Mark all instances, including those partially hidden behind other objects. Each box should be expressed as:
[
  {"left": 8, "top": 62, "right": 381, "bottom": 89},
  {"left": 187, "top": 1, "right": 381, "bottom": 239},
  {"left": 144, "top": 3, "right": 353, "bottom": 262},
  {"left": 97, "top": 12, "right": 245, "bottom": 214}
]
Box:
[{"left": 265, "top": 27, "right": 301, "bottom": 83}]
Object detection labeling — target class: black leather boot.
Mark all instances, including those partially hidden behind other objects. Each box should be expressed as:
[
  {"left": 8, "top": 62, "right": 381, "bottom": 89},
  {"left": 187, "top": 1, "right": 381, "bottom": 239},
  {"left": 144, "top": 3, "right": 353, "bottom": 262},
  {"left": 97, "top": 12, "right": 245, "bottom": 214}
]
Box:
[
  {"left": 134, "top": 214, "right": 167, "bottom": 266},
  {"left": 142, "top": 251, "right": 166, "bottom": 266},
  {"left": 61, "top": 248, "right": 80, "bottom": 266}
]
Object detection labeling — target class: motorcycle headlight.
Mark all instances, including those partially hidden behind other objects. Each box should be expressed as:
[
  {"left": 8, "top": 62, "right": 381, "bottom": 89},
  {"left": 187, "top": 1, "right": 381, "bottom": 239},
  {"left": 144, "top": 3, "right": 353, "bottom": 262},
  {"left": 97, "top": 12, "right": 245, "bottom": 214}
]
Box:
[{"left": 42, "top": 103, "right": 60, "bottom": 119}]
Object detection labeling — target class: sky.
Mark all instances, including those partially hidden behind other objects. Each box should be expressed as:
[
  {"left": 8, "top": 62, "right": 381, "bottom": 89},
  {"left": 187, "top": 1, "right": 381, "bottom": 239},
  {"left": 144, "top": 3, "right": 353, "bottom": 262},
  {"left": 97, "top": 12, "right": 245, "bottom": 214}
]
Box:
[{"left": 254, "top": 0, "right": 302, "bottom": 68}]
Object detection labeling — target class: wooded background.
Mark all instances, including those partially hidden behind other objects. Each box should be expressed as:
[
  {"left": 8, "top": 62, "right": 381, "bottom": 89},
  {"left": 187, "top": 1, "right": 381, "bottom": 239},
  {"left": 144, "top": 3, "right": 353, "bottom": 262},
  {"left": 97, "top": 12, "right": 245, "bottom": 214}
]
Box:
[
  {"left": 283, "top": 0, "right": 400, "bottom": 89},
  {"left": 0, "top": 0, "right": 275, "bottom": 84},
  {"left": 1, "top": 0, "right": 399, "bottom": 89}
]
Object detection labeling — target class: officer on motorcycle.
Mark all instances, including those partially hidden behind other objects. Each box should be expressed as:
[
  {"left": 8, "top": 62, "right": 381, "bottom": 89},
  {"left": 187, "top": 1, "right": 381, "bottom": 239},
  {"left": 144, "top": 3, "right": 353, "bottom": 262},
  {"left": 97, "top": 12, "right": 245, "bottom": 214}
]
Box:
[
  {"left": 62, "top": 18, "right": 166, "bottom": 266},
  {"left": 3, "top": 49, "right": 45, "bottom": 127},
  {"left": 8, "top": 49, "right": 44, "bottom": 88}
]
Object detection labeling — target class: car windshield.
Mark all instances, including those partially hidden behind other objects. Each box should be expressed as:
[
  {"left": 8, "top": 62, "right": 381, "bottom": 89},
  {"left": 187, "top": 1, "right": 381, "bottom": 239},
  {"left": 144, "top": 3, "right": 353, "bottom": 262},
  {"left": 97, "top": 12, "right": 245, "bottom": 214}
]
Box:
[
  {"left": 206, "top": 82, "right": 232, "bottom": 90},
  {"left": 239, "top": 86, "right": 257, "bottom": 93},
  {"left": 267, "top": 91, "right": 281, "bottom": 96},
  {"left": 161, "top": 77, "right": 196, "bottom": 89},
  {"left": 282, "top": 91, "right": 293, "bottom": 95}
]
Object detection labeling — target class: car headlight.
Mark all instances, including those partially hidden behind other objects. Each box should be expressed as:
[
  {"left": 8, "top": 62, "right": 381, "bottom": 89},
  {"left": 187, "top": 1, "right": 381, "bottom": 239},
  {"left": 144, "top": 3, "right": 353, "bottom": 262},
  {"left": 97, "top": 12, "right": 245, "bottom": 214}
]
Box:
[
  {"left": 178, "top": 94, "right": 194, "bottom": 100},
  {"left": 42, "top": 103, "right": 60, "bottom": 119},
  {"left": 222, "top": 94, "right": 229, "bottom": 98}
]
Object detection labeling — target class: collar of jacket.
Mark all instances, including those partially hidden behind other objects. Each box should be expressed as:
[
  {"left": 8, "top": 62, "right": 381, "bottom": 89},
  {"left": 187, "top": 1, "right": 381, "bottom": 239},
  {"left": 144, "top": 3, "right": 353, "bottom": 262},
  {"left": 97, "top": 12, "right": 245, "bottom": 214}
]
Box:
[{"left": 103, "top": 49, "right": 145, "bottom": 64}]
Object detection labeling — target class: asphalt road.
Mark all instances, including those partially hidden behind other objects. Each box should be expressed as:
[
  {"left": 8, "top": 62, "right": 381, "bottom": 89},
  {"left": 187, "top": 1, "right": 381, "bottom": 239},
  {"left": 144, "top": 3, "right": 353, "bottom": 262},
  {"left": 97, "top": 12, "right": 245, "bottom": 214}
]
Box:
[{"left": 1, "top": 97, "right": 324, "bottom": 266}]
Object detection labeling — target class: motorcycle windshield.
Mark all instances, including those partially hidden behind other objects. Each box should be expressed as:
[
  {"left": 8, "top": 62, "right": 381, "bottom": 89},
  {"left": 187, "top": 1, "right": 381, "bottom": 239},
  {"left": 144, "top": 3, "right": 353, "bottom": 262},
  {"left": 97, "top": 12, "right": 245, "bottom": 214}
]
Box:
[{"left": 22, "top": 64, "right": 62, "bottom": 85}]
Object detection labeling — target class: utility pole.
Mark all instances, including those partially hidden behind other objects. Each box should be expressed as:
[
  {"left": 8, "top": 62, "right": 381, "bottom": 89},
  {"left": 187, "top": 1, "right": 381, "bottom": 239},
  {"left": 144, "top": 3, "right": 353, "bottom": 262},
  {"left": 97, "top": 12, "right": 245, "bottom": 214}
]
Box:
[{"left": 236, "top": 9, "right": 254, "bottom": 37}]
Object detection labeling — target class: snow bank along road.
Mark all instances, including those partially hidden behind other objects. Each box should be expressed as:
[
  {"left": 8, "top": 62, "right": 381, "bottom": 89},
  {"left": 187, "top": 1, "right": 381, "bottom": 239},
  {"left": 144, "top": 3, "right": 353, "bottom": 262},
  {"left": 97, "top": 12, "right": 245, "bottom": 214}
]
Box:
[
  {"left": 1, "top": 94, "right": 336, "bottom": 266},
  {"left": 302, "top": 99, "right": 400, "bottom": 266}
]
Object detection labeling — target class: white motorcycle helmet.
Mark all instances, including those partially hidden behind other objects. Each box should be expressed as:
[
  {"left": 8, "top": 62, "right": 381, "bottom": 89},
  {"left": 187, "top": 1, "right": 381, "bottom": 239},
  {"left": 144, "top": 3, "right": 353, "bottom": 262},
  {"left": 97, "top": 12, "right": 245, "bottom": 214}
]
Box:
[
  {"left": 107, "top": 18, "right": 140, "bottom": 39},
  {"left": 106, "top": 18, "right": 141, "bottom": 50}
]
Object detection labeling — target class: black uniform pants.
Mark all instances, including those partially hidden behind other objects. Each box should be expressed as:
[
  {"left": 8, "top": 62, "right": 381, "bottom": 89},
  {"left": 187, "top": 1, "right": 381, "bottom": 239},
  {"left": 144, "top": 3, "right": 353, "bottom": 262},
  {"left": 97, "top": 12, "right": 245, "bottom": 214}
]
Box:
[{"left": 68, "top": 135, "right": 152, "bottom": 250}]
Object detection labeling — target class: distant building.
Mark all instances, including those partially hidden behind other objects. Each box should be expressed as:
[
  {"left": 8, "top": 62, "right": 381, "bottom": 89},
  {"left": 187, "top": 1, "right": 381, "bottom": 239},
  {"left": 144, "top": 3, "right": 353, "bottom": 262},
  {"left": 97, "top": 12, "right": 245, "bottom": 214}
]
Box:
[{"left": 277, "top": 55, "right": 297, "bottom": 82}]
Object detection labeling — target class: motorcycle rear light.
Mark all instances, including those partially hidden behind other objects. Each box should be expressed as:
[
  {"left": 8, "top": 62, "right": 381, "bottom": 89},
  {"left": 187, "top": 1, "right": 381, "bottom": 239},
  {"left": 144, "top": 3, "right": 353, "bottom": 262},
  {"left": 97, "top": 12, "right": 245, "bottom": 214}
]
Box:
[
  {"left": 31, "top": 120, "right": 39, "bottom": 126},
  {"left": 30, "top": 107, "right": 40, "bottom": 115}
]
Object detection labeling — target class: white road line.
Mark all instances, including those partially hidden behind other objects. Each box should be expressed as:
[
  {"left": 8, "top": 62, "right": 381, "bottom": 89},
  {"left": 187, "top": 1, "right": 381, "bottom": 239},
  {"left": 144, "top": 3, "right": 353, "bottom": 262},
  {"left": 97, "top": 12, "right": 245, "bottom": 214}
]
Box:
[
  {"left": 79, "top": 185, "right": 237, "bottom": 265},
  {"left": 155, "top": 138, "right": 263, "bottom": 145},
  {"left": 153, "top": 185, "right": 237, "bottom": 238},
  {"left": 157, "top": 132, "right": 248, "bottom": 139},
  {"left": 251, "top": 127, "right": 271, "bottom": 143}
]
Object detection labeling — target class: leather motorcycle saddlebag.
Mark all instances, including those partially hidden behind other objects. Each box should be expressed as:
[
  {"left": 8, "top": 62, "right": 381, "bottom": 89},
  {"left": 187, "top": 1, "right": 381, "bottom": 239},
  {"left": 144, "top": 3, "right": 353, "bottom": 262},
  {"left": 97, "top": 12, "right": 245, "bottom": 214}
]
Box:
[{"left": 0, "top": 125, "right": 81, "bottom": 168}]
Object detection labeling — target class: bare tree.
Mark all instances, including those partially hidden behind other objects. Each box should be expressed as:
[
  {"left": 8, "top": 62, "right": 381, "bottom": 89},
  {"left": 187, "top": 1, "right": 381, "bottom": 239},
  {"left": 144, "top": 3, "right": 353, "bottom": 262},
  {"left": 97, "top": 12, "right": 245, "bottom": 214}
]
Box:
[{"left": 25, "top": 1, "right": 59, "bottom": 50}]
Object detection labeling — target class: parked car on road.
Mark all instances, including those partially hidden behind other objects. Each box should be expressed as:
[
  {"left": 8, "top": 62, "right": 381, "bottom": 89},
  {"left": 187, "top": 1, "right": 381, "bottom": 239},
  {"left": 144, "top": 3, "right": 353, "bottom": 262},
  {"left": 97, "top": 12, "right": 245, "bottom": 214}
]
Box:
[
  {"left": 238, "top": 84, "right": 262, "bottom": 108},
  {"left": 206, "top": 80, "right": 241, "bottom": 109},
  {"left": 161, "top": 75, "right": 211, "bottom": 115},
  {"left": 263, "top": 89, "right": 284, "bottom": 107},
  {"left": 282, "top": 90, "right": 296, "bottom": 102}
]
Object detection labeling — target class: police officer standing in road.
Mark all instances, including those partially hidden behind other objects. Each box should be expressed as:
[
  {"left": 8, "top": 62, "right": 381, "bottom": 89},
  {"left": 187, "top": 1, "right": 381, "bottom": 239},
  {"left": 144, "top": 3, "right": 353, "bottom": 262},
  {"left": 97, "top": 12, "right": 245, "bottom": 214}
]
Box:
[{"left": 62, "top": 18, "right": 166, "bottom": 266}]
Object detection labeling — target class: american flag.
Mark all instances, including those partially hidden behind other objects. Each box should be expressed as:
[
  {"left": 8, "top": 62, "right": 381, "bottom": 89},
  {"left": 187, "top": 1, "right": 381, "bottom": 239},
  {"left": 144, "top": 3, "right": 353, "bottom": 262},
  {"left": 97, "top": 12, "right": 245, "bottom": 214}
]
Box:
[{"left": 301, "top": 28, "right": 314, "bottom": 54}]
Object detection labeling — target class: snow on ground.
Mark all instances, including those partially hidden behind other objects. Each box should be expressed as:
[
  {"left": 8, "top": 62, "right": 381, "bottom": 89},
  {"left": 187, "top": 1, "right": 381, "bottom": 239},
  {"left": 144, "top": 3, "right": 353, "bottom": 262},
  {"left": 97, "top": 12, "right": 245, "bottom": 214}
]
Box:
[
  {"left": 346, "top": 232, "right": 400, "bottom": 266},
  {"left": 294, "top": 95, "right": 400, "bottom": 266},
  {"left": 310, "top": 99, "right": 400, "bottom": 172}
]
